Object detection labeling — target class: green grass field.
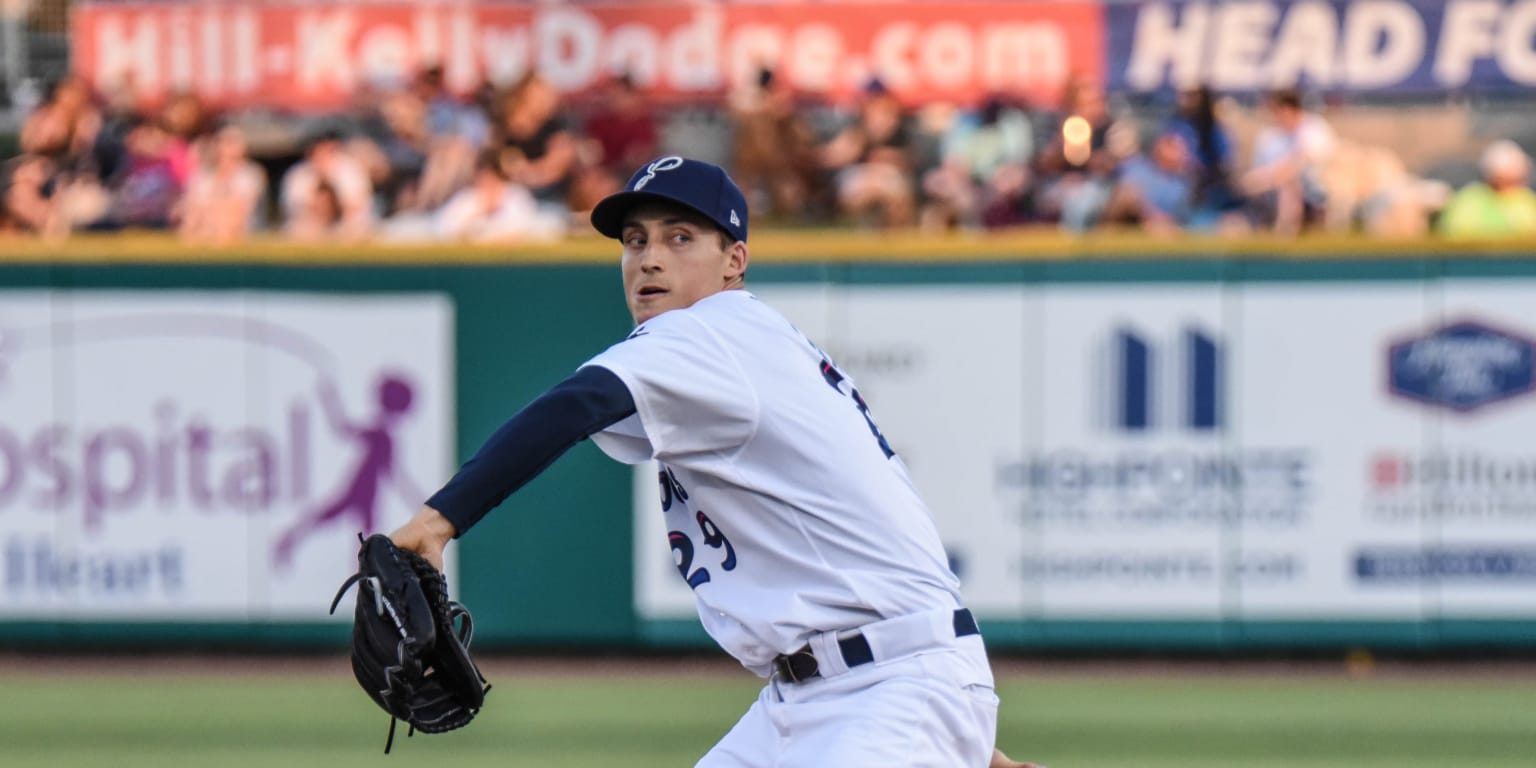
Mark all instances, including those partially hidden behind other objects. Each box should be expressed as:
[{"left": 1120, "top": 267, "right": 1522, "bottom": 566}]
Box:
[{"left": 2, "top": 662, "right": 1533, "bottom": 767}]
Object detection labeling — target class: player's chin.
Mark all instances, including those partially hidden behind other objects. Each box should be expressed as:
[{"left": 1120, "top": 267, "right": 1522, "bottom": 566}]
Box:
[{"left": 630, "top": 294, "right": 673, "bottom": 323}]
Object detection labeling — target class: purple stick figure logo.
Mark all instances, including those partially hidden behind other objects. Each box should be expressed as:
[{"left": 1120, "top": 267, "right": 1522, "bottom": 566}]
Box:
[{"left": 275, "top": 372, "right": 423, "bottom": 568}]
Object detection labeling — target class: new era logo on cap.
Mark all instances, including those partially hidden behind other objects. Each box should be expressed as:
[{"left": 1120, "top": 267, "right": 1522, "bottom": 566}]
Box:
[{"left": 590, "top": 156, "right": 749, "bottom": 242}]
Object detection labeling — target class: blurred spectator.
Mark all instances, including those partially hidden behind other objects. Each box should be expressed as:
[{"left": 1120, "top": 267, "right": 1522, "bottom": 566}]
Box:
[
  {"left": 433, "top": 151, "right": 565, "bottom": 242},
  {"left": 288, "top": 180, "right": 346, "bottom": 242},
  {"left": 1, "top": 154, "right": 61, "bottom": 236},
  {"left": 1164, "top": 86, "right": 1244, "bottom": 226},
  {"left": 496, "top": 73, "right": 583, "bottom": 211},
  {"left": 180, "top": 125, "right": 268, "bottom": 244},
  {"left": 353, "top": 87, "right": 432, "bottom": 211},
  {"left": 91, "top": 74, "right": 159, "bottom": 183},
  {"left": 584, "top": 72, "right": 660, "bottom": 183},
  {"left": 919, "top": 95, "right": 1034, "bottom": 231},
  {"left": 157, "top": 92, "right": 208, "bottom": 187},
  {"left": 412, "top": 66, "right": 486, "bottom": 211},
  {"left": 20, "top": 76, "right": 102, "bottom": 171},
  {"left": 281, "top": 129, "right": 374, "bottom": 241},
  {"left": 1322, "top": 140, "right": 1441, "bottom": 237},
  {"left": 1436, "top": 140, "right": 1536, "bottom": 238},
  {"left": 161, "top": 92, "right": 212, "bottom": 146},
  {"left": 1034, "top": 76, "right": 1134, "bottom": 231},
  {"left": 414, "top": 66, "right": 492, "bottom": 147},
  {"left": 729, "top": 67, "right": 815, "bottom": 221},
  {"left": 979, "top": 164, "right": 1042, "bottom": 229},
  {"left": 1242, "top": 88, "right": 1337, "bottom": 234},
  {"left": 1099, "top": 129, "right": 1195, "bottom": 235},
  {"left": 818, "top": 80, "right": 916, "bottom": 228},
  {"left": 66, "top": 115, "right": 188, "bottom": 231}
]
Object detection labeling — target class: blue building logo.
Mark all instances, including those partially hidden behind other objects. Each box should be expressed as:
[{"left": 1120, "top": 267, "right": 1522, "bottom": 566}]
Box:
[
  {"left": 1105, "top": 326, "right": 1223, "bottom": 433},
  {"left": 1387, "top": 320, "right": 1536, "bottom": 413}
]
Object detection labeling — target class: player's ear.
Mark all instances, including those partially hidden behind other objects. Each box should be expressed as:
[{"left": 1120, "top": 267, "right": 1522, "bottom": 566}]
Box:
[{"left": 725, "top": 240, "right": 749, "bottom": 281}]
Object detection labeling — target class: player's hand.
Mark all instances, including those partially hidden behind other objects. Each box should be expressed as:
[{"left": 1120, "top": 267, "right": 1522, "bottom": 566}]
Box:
[
  {"left": 388, "top": 505, "right": 458, "bottom": 572},
  {"left": 991, "top": 748, "right": 1045, "bottom": 768}
]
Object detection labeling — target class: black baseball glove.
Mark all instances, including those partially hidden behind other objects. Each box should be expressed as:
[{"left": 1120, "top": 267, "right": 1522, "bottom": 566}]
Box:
[{"left": 330, "top": 533, "right": 491, "bottom": 752}]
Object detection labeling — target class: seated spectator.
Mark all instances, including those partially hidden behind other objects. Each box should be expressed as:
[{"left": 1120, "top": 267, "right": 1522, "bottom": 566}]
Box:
[
  {"left": 179, "top": 125, "right": 268, "bottom": 244},
  {"left": 1, "top": 154, "right": 61, "bottom": 236},
  {"left": 496, "top": 73, "right": 582, "bottom": 211},
  {"left": 353, "top": 88, "right": 433, "bottom": 211},
  {"left": 729, "top": 67, "right": 815, "bottom": 221},
  {"left": 1100, "top": 130, "right": 1195, "bottom": 235},
  {"left": 979, "top": 163, "right": 1042, "bottom": 229},
  {"left": 1437, "top": 140, "right": 1536, "bottom": 238},
  {"left": 71, "top": 116, "right": 187, "bottom": 231},
  {"left": 21, "top": 76, "right": 102, "bottom": 172},
  {"left": 158, "top": 91, "right": 207, "bottom": 186},
  {"left": 1164, "top": 85, "right": 1245, "bottom": 224},
  {"left": 1242, "top": 88, "right": 1337, "bottom": 234},
  {"left": 91, "top": 73, "right": 158, "bottom": 182},
  {"left": 411, "top": 66, "right": 485, "bottom": 212},
  {"left": 583, "top": 72, "right": 659, "bottom": 184},
  {"left": 1322, "top": 140, "right": 1442, "bottom": 237},
  {"left": 1033, "top": 76, "right": 1134, "bottom": 231},
  {"left": 435, "top": 151, "right": 565, "bottom": 242},
  {"left": 287, "top": 181, "right": 346, "bottom": 242},
  {"left": 818, "top": 79, "right": 916, "bottom": 228},
  {"left": 415, "top": 65, "right": 492, "bottom": 150},
  {"left": 281, "top": 129, "right": 374, "bottom": 241},
  {"left": 920, "top": 95, "right": 1034, "bottom": 231}
]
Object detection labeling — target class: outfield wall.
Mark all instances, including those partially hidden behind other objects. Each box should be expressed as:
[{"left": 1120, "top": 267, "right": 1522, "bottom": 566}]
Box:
[{"left": 1, "top": 237, "right": 1534, "bottom": 651}]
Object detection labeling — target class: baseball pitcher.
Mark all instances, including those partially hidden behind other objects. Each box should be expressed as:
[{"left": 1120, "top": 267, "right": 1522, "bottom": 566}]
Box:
[{"left": 389, "top": 156, "right": 1037, "bottom": 768}]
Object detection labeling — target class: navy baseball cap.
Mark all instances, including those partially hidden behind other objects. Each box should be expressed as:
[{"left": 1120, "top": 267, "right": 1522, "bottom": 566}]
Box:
[{"left": 590, "top": 156, "right": 749, "bottom": 242}]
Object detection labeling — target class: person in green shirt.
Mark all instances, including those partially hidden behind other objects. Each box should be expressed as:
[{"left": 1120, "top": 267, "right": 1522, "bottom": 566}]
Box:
[{"left": 1437, "top": 140, "right": 1536, "bottom": 237}]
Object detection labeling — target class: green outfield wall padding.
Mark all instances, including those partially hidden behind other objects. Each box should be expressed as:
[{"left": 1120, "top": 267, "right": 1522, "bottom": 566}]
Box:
[{"left": 2, "top": 241, "right": 1535, "bottom": 651}]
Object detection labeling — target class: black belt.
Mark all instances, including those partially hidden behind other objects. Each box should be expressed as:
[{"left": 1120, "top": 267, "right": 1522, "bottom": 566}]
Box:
[{"left": 773, "top": 608, "right": 979, "bottom": 684}]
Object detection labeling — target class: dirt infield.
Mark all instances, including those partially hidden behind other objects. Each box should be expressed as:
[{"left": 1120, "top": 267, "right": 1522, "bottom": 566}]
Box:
[{"left": 3, "top": 652, "right": 1535, "bottom": 682}]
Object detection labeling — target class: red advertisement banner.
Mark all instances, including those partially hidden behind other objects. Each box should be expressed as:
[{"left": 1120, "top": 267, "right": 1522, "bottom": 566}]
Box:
[{"left": 71, "top": 1, "right": 1103, "bottom": 110}]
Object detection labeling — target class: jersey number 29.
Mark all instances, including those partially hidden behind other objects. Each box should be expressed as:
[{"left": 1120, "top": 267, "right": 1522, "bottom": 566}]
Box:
[{"left": 661, "top": 468, "right": 737, "bottom": 589}]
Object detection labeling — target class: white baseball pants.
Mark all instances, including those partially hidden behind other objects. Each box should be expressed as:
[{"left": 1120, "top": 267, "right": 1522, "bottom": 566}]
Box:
[{"left": 696, "top": 622, "right": 997, "bottom": 767}]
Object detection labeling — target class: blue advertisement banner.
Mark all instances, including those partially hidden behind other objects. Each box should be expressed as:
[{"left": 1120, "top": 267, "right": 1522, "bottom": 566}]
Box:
[{"left": 1107, "top": 0, "right": 1536, "bottom": 94}]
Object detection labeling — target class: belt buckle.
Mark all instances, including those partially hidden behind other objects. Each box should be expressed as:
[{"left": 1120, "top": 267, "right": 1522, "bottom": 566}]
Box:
[{"left": 775, "top": 648, "right": 818, "bottom": 683}]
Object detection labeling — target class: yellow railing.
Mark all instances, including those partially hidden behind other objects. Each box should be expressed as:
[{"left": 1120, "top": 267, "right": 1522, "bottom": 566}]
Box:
[{"left": 7, "top": 230, "right": 1536, "bottom": 265}]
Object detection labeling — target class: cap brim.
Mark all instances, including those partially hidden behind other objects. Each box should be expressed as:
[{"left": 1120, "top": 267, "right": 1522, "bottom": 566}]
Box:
[{"left": 589, "top": 190, "right": 721, "bottom": 239}]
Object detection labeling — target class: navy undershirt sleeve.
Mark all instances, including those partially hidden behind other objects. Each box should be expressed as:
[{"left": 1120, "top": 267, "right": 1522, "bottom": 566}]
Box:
[{"left": 426, "top": 365, "right": 636, "bottom": 536}]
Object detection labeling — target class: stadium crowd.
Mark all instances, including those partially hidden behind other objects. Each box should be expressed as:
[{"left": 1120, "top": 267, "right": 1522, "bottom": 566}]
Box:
[{"left": 3, "top": 66, "right": 1535, "bottom": 243}]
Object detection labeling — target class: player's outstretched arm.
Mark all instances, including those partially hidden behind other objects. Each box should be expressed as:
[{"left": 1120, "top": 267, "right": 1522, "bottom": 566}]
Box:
[
  {"left": 991, "top": 748, "right": 1045, "bottom": 768},
  {"left": 419, "top": 366, "right": 637, "bottom": 538},
  {"left": 388, "top": 505, "right": 458, "bottom": 571}
]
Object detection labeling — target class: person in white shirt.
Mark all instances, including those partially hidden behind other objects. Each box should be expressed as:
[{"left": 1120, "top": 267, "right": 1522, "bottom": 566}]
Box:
[
  {"left": 432, "top": 151, "right": 566, "bottom": 243},
  {"left": 280, "top": 129, "right": 374, "bottom": 241},
  {"left": 387, "top": 156, "right": 1038, "bottom": 768},
  {"left": 1242, "top": 88, "right": 1338, "bottom": 234},
  {"left": 179, "top": 125, "right": 267, "bottom": 244}
]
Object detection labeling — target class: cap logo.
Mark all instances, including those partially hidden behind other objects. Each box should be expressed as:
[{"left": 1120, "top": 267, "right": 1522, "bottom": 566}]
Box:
[
  {"left": 633, "top": 156, "right": 685, "bottom": 191},
  {"left": 729, "top": 210, "right": 740, "bottom": 227}
]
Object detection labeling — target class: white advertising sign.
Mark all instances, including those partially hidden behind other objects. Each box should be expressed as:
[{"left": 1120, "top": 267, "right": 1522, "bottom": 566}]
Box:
[
  {"left": 0, "top": 292, "right": 454, "bottom": 620},
  {"left": 634, "top": 281, "right": 1536, "bottom": 622}
]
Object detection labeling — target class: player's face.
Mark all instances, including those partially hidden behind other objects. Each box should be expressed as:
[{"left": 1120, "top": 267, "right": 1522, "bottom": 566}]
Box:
[{"left": 619, "top": 204, "right": 748, "bottom": 325}]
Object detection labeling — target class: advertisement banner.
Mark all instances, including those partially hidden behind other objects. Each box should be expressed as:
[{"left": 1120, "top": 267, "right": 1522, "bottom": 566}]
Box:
[
  {"left": 1109, "top": 0, "right": 1536, "bottom": 94},
  {"left": 71, "top": 1, "right": 1101, "bottom": 110},
  {"left": 633, "top": 281, "right": 1536, "bottom": 623},
  {"left": 0, "top": 292, "right": 454, "bottom": 620}
]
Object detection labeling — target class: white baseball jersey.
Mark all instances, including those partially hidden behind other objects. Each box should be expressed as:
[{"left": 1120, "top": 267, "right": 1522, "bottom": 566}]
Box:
[{"left": 581, "top": 289, "right": 963, "bottom": 676}]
